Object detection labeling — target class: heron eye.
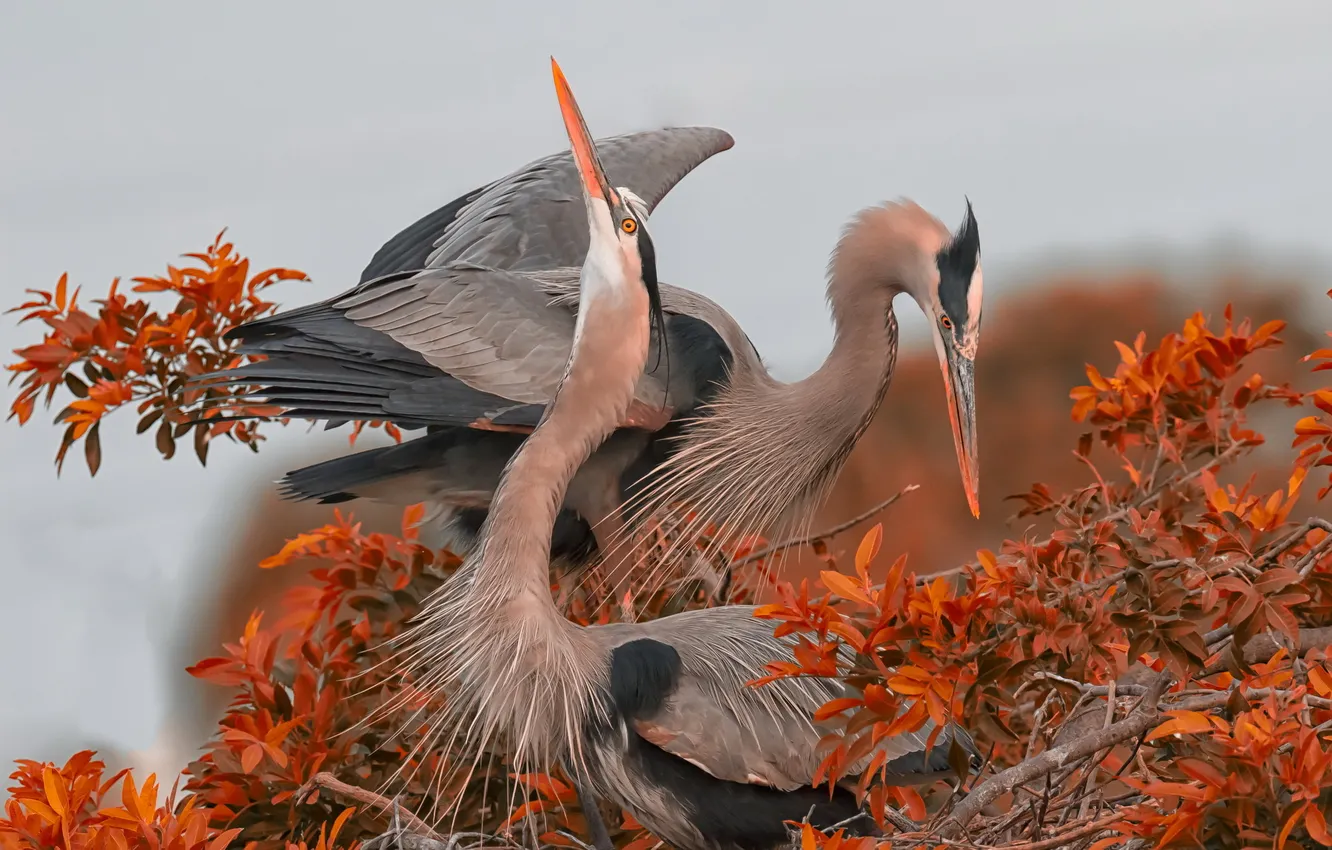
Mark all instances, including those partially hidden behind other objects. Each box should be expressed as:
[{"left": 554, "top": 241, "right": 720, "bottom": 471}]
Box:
[
  {"left": 621, "top": 218, "right": 637, "bottom": 234},
  {"left": 940, "top": 315, "right": 953, "bottom": 331}
]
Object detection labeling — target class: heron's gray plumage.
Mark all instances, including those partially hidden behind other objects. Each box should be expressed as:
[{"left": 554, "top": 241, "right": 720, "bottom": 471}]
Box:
[
  {"left": 360, "top": 127, "right": 736, "bottom": 279},
  {"left": 246, "top": 65, "right": 987, "bottom": 848},
  {"left": 203, "top": 131, "right": 984, "bottom": 601},
  {"left": 385, "top": 178, "right": 979, "bottom": 850},
  {"left": 595, "top": 605, "right": 976, "bottom": 791}
]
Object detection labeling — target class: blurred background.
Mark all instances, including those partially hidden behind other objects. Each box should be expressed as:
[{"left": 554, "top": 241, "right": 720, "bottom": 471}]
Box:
[{"left": 2, "top": 0, "right": 1331, "bottom": 785}]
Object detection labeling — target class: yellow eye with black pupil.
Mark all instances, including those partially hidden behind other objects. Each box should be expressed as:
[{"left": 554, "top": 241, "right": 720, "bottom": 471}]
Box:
[{"left": 621, "top": 218, "right": 637, "bottom": 234}]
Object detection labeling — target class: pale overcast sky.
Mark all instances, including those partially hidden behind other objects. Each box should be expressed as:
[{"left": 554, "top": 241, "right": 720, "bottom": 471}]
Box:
[{"left": 2, "top": 1, "right": 1331, "bottom": 775}]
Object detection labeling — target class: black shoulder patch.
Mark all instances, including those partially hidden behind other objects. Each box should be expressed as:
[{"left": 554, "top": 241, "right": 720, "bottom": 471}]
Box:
[
  {"left": 608, "top": 638, "right": 681, "bottom": 719},
  {"left": 656, "top": 313, "right": 733, "bottom": 407}
]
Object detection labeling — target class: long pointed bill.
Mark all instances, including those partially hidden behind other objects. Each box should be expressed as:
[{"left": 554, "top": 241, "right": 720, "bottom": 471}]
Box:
[
  {"left": 551, "top": 57, "right": 619, "bottom": 210},
  {"left": 941, "top": 350, "right": 980, "bottom": 518}
]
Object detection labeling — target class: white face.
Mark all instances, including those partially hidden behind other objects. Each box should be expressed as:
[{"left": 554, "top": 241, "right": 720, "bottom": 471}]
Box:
[
  {"left": 956, "top": 261, "right": 983, "bottom": 360},
  {"left": 612, "top": 189, "right": 652, "bottom": 288},
  {"left": 582, "top": 188, "right": 651, "bottom": 299}
]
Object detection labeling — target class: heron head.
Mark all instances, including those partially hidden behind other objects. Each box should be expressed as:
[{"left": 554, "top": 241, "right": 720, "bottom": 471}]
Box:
[
  {"left": 922, "top": 200, "right": 982, "bottom": 518},
  {"left": 551, "top": 58, "right": 664, "bottom": 342}
]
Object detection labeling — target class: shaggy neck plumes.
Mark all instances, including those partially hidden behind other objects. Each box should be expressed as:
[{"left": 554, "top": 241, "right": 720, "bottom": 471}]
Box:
[
  {"left": 621, "top": 206, "right": 929, "bottom": 568},
  {"left": 394, "top": 284, "right": 652, "bottom": 791}
]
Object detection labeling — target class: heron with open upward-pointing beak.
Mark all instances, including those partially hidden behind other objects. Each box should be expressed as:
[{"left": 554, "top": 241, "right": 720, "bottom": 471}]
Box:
[
  {"left": 391, "top": 59, "right": 979, "bottom": 850},
  {"left": 202, "top": 88, "right": 984, "bottom": 587}
]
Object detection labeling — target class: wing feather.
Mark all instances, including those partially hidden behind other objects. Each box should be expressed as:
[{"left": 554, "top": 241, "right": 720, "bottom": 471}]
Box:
[
  {"left": 605, "top": 607, "right": 978, "bottom": 793},
  {"left": 359, "top": 128, "right": 736, "bottom": 280}
]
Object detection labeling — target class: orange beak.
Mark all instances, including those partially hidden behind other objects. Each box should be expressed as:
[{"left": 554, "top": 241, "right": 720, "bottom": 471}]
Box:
[
  {"left": 551, "top": 57, "right": 620, "bottom": 209},
  {"left": 939, "top": 348, "right": 980, "bottom": 518}
]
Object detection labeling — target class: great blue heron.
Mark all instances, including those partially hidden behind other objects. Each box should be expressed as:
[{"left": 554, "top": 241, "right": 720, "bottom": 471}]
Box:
[
  {"left": 200, "top": 103, "right": 982, "bottom": 580},
  {"left": 399, "top": 60, "right": 979, "bottom": 850}
]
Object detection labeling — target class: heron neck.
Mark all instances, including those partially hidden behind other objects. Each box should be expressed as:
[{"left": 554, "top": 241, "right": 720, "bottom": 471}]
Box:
[
  {"left": 470, "top": 290, "right": 650, "bottom": 606},
  {"left": 796, "top": 280, "right": 899, "bottom": 444}
]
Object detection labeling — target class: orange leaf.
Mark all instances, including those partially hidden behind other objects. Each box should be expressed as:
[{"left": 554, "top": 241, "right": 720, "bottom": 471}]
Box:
[
  {"left": 241, "top": 743, "right": 264, "bottom": 774},
  {"left": 1308, "top": 664, "right": 1332, "bottom": 698},
  {"left": 327, "top": 806, "right": 357, "bottom": 847},
  {"left": 820, "top": 571, "right": 872, "bottom": 605},
  {"left": 1307, "top": 806, "right": 1332, "bottom": 847},
  {"left": 891, "top": 786, "right": 926, "bottom": 821},
  {"left": 42, "top": 767, "right": 68, "bottom": 818},
  {"left": 19, "top": 796, "right": 61, "bottom": 825},
  {"left": 855, "top": 524, "right": 883, "bottom": 579},
  {"left": 1279, "top": 803, "right": 1307, "bottom": 850},
  {"left": 120, "top": 772, "right": 141, "bottom": 820},
  {"left": 402, "top": 503, "right": 426, "bottom": 538},
  {"left": 813, "top": 697, "right": 863, "bottom": 722},
  {"left": 205, "top": 827, "right": 243, "bottom": 850},
  {"left": 54, "top": 272, "right": 68, "bottom": 311},
  {"left": 1147, "top": 710, "right": 1214, "bottom": 740},
  {"left": 1295, "top": 416, "right": 1332, "bottom": 436},
  {"left": 801, "top": 822, "right": 817, "bottom": 850}
]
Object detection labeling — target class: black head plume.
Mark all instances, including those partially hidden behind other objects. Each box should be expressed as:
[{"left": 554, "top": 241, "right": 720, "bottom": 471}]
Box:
[
  {"left": 936, "top": 198, "right": 980, "bottom": 329},
  {"left": 635, "top": 224, "right": 670, "bottom": 396}
]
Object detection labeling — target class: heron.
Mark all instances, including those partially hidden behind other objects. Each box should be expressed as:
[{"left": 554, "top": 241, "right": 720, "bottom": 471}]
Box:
[
  {"left": 399, "top": 59, "right": 980, "bottom": 850},
  {"left": 199, "top": 101, "right": 983, "bottom": 583}
]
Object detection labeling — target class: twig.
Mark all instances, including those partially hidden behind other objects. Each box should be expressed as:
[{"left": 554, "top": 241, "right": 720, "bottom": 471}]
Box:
[
  {"left": 551, "top": 832, "right": 597, "bottom": 850},
  {"left": 1200, "top": 627, "right": 1332, "bottom": 678},
  {"left": 1103, "top": 442, "right": 1245, "bottom": 524},
  {"left": 728, "top": 485, "right": 918, "bottom": 568},
  {"left": 1295, "top": 521, "right": 1332, "bottom": 577},
  {"left": 999, "top": 813, "right": 1127, "bottom": 850},
  {"left": 1031, "top": 672, "right": 1148, "bottom": 698},
  {"left": 1078, "top": 681, "right": 1115, "bottom": 820},
  {"left": 1026, "top": 691, "right": 1059, "bottom": 760},
  {"left": 1261, "top": 518, "right": 1331, "bottom": 566},
  {"left": 297, "top": 771, "right": 444, "bottom": 841},
  {"left": 938, "top": 672, "right": 1173, "bottom": 836}
]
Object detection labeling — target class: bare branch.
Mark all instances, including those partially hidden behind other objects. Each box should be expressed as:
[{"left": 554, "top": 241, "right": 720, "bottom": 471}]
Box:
[
  {"left": 1102, "top": 441, "right": 1245, "bottom": 524},
  {"left": 938, "top": 673, "right": 1173, "bottom": 836},
  {"left": 298, "top": 771, "right": 444, "bottom": 841},
  {"left": 998, "top": 813, "right": 1126, "bottom": 850},
  {"left": 1201, "top": 626, "right": 1332, "bottom": 678},
  {"left": 728, "top": 485, "right": 919, "bottom": 568}
]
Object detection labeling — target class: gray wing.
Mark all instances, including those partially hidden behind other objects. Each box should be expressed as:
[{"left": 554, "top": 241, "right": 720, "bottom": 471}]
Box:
[
  {"left": 334, "top": 263, "right": 672, "bottom": 418},
  {"left": 213, "top": 265, "right": 720, "bottom": 429},
  {"left": 338, "top": 263, "right": 582, "bottom": 406},
  {"left": 361, "top": 127, "right": 735, "bottom": 281},
  {"left": 606, "top": 608, "right": 978, "bottom": 792}
]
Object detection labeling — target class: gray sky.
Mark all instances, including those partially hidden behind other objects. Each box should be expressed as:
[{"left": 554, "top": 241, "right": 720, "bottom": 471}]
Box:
[{"left": 2, "top": 1, "right": 1331, "bottom": 775}]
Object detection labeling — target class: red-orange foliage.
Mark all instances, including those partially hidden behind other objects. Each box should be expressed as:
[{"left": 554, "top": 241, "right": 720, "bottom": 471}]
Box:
[
  {"left": 4, "top": 233, "right": 402, "bottom": 475},
  {"left": 753, "top": 301, "right": 1332, "bottom": 847},
  {"left": 178, "top": 506, "right": 469, "bottom": 850},
  {"left": 1295, "top": 289, "right": 1332, "bottom": 499},
  {"left": 0, "top": 751, "right": 242, "bottom": 850},
  {"left": 4, "top": 239, "right": 1331, "bottom": 850}
]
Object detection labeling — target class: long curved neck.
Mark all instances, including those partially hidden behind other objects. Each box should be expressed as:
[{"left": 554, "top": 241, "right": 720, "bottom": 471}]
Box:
[
  {"left": 472, "top": 287, "right": 650, "bottom": 603},
  {"left": 626, "top": 214, "right": 912, "bottom": 555},
  {"left": 770, "top": 224, "right": 910, "bottom": 463},
  {"left": 802, "top": 263, "right": 900, "bottom": 426}
]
